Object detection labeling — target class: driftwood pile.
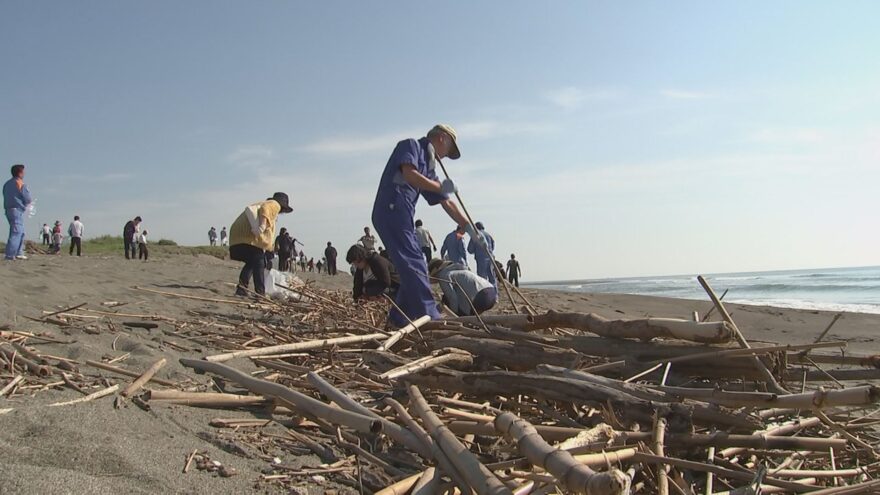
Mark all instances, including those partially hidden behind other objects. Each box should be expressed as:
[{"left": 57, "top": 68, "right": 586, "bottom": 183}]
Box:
[{"left": 4, "top": 278, "right": 880, "bottom": 494}]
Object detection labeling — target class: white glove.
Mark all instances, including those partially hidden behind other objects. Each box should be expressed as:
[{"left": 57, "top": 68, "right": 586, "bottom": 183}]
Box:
[
  {"left": 440, "top": 179, "right": 458, "bottom": 196},
  {"left": 465, "top": 224, "right": 487, "bottom": 249}
]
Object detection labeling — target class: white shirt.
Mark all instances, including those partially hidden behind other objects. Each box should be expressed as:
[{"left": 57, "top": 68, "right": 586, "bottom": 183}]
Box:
[
  {"left": 68, "top": 220, "right": 84, "bottom": 238},
  {"left": 138, "top": 233, "right": 147, "bottom": 244},
  {"left": 415, "top": 227, "right": 432, "bottom": 249}
]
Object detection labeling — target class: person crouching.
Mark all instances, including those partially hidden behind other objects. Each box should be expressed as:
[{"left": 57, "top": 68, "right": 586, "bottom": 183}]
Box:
[
  {"left": 228, "top": 192, "right": 293, "bottom": 296},
  {"left": 346, "top": 244, "right": 400, "bottom": 301},
  {"left": 428, "top": 259, "right": 497, "bottom": 316}
]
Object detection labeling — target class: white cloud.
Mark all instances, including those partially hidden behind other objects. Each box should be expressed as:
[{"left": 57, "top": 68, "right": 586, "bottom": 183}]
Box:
[
  {"left": 749, "top": 127, "right": 827, "bottom": 144},
  {"left": 227, "top": 145, "right": 275, "bottom": 167},
  {"left": 300, "top": 120, "right": 555, "bottom": 157},
  {"left": 542, "top": 87, "right": 620, "bottom": 110},
  {"left": 660, "top": 89, "right": 715, "bottom": 100}
]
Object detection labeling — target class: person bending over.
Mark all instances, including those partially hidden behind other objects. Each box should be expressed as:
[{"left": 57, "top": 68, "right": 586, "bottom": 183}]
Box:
[
  {"left": 346, "top": 244, "right": 400, "bottom": 301},
  {"left": 228, "top": 192, "right": 293, "bottom": 296},
  {"left": 428, "top": 259, "right": 497, "bottom": 317}
]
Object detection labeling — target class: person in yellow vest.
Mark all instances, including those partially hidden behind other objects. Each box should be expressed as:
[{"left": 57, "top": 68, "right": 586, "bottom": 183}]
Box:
[{"left": 229, "top": 192, "right": 293, "bottom": 296}]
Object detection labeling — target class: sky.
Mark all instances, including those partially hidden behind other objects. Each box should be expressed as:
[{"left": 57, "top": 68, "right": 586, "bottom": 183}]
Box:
[{"left": 1, "top": 1, "right": 878, "bottom": 281}]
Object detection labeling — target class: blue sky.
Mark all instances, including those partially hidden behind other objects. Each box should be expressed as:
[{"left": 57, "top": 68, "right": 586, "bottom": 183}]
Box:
[{"left": 1, "top": 1, "right": 877, "bottom": 280}]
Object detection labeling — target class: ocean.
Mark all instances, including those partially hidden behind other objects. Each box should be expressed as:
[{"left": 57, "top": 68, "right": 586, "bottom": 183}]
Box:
[{"left": 525, "top": 265, "right": 880, "bottom": 315}]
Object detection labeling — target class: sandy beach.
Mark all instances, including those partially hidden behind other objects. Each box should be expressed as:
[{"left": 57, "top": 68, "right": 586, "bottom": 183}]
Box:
[{"left": 1, "top": 252, "right": 878, "bottom": 494}]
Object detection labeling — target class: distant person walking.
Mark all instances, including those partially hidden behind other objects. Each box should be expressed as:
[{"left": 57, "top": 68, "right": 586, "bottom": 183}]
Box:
[
  {"left": 123, "top": 216, "right": 142, "bottom": 260},
  {"left": 324, "top": 242, "right": 338, "bottom": 275},
  {"left": 467, "top": 221, "right": 496, "bottom": 286},
  {"left": 208, "top": 227, "right": 217, "bottom": 246},
  {"left": 220, "top": 227, "right": 228, "bottom": 246},
  {"left": 41, "top": 223, "right": 51, "bottom": 245},
  {"left": 359, "top": 227, "right": 377, "bottom": 252},
  {"left": 68, "top": 216, "right": 84, "bottom": 256},
  {"left": 440, "top": 225, "right": 468, "bottom": 267},
  {"left": 506, "top": 254, "right": 521, "bottom": 287},
  {"left": 138, "top": 230, "right": 149, "bottom": 260},
  {"left": 228, "top": 192, "right": 293, "bottom": 296},
  {"left": 414, "top": 220, "right": 436, "bottom": 264},
  {"left": 4, "top": 164, "right": 33, "bottom": 261}
]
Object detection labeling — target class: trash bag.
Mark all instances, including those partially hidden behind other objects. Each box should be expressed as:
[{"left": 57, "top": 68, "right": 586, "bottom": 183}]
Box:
[{"left": 263, "top": 269, "right": 304, "bottom": 301}]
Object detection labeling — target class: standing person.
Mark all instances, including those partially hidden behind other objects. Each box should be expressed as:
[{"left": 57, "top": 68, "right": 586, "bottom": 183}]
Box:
[
  {"left": 359, "top": 227, "right": 377, "bottom": 252},
  {"left": 414, "top": 220, "right": 436, "bottom": 264},
  {"left": 50, "top": 221, "right": 64, "bottom": 254},
  {"left": 467, "top": 221, "right": 497, "bottom": 286},
  {"left": 68, "top": 216, "right": 84, "bottom": 256},
  {"left": 346, "top": 244, "right": 400, "bottom": 301},
  {"left": 324, "top": 241, "right": 338, "bottom": 275},
  {"left": 123, "top": 216, "right": 142, "bottom": 260},
  {"left": 228, "top": 192, "right": 293, "bottom": 296},
  {"left": 275, "top": 228, "right": 293, "bottom": 272},
  {"left": 307, "top": 258, "right": 314, "bottom": 272},
  {"left": 506, "top": 254, "right": 522, "bottom": 287},
  {"left": 316, "top": 259, "right": 324, "bottom": 274},
  {"left": 41, "top": 223, "right": 51, "bottom": 245},
  {"left": 220, "top": 227, "right": 228, "bottom": 246},
  {"left": 3, "top": 164, "right": 33, "bottom": 261},
  {"left": 440, "top": 225, "right": 468, "bottom": 267},
  {"left": 138, "top": 230, "right": 149, "bottom": 260},
  {"left": 371, "top": 124, "right": 483, "bottom": 328},
  {"left": 428, "top": 260, "right": 497, "bottom": 316},
  {"left": 298, "top": 251, "right": 306, "bottom": 272},
  {"left": 208, "top": 227, "right": 217, "bottom": 246}
]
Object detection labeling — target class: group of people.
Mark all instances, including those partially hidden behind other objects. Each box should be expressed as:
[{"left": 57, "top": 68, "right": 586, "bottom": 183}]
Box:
[
  {"left": 225, "top": 124, "right": 522, "bottom": 326},
  {"left": 39, "top": 216, "right": 85, "bottom": 256},
  {"left": 207, "top": 226, "right": 228, "bottom": 247}
]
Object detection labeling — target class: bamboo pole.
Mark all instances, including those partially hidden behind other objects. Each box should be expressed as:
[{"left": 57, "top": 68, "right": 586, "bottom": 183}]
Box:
[
  {"left": 408, "top": 384, "right": 512, "bottom": 495},
  {"left": 306, "top": 371, "right": 430, "bottom": 459},
  {"left": 145, "top": 390, "right": 270, "bottom": 408},
  {"left": 378, "top": 315, "right": 432, "bottom": 351},
  {"left": 697, "top": 275, "right": 788, "bottom": 394},
  {"left": 49, "top": 384, "right": 119, "bottom": 407},
  {"left": 205, "top": 332, "right": 386, "bottom": 362},
  {"left": 380, "top": 350, "right": 474, "bottom": 380},
  {"left": 0, "top": 375, "right": 23, "bottom": 397},
  {"left": 121, "top": 358, "right": 167, "bottom": 397},
  {"left": 653, "top": 413, "right": 669, "bottom": 495},
  {"left": 494, "top": 411, "right": 630, "bottom": 494},
  {"left": 179, "top": 358, "right": 382, "bottom": 434},
  {"left": 84, "top": 360, "right": 177, "bottom": 387}
]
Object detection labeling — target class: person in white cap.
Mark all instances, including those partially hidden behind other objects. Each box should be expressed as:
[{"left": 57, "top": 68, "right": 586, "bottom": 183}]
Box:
[{"left": 370, "top": 124, "right": 486, "bottom": 328}]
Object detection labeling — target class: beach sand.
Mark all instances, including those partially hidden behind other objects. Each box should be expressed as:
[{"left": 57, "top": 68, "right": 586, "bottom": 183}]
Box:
[{"left": 0, "top": 253, "right": 878, "bottom": 493}]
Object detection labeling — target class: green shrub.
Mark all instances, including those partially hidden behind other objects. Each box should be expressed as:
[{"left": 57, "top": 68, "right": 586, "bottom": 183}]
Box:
[{"left": 157, "top": 239, "right": 178, "bottom": 246}]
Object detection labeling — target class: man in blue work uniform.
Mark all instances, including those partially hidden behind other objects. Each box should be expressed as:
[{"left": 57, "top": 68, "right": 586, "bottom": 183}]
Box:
[
  {"left": 440, "top": 225, "right": 468, "bottom": 268},
  {"left": 467, "top": 221, "right": 496, "bottom": 287},
  {"left": 371, "top": 124, "right": 483, "bottom": 328},
  {"left": 4, "top": 164, "right": 33, "bottom": 261}
]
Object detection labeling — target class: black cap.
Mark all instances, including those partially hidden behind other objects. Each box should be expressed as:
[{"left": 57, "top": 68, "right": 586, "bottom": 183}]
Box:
[{"left": 270, "top": 192, "right": 293, "bottom": 213}]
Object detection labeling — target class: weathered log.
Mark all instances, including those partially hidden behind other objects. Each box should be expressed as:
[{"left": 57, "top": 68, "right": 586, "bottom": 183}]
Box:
[
  {"left": 306, "top": 371, "right": 430, "bottom": 459},
  {"left": 645, "top": 341, "right": 846, "bottom": 366},
  {"left": 659, "top": 384, "right": 880, "bottom": 409},
  {"left": 450, "top": 310, "right": 734, "bottom": 344},
  {"left": 494, "top": 412, "right": 630, "bottom": 494},
  {"left": 0, "top": 347, "right": 51, "bottom": 377},
  {"left": 432, "top": 336, "right": 584, "bottom": 370},
  {"left": 407, "top": 368, "right": 759, "bottom": 430},
  {"left": 179, "top": 358, "right": 382, "bottom": 434},
  {"left": 536, "top": 365, "right": 761, "bottom": 430},
  {"left": 0, "top": 375, "right": 24, "bottom": 397},
  {"left": 205, "top": 332, "right": 387, "bottom": 362},
  {"left": 145, "top": 390, "right": 270, "bottom": 408},
  {"left": 408, "top": 385, "right": 511, "bottom": 495},
  {"left": 784, "top": 368, "right": 880, "bottom": 382},
  {"left": 122, "top": 358, "right": 167, "bottom": 397}
]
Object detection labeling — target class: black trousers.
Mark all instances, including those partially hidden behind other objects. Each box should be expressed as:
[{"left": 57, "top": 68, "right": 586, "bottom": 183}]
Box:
[
  {"left": 230, "top": 244, "right": 266, "bottom": 294},
  {"left": 138, "top": 242, "right": 149, "bottom": 260},
  {"left": 421, "top": 247, "right": 432, "bottom": 264},
  {"left": 508, "top": 273, "right": 519, "bottom": 287},
  {"left": 278, "top": 252, "right": 291, "bottom": 271},
  {"left": 124, "top": 238, "right": 136, "bottom": 259},
  {"left": 327, "top": 258, "right": 337, "bottom": 275},
  {"left": 42, "top": 233, "right": 50, "bottom": 245},
  {"left": 69, "top": 237, "right": 82, "bottom": 256}
]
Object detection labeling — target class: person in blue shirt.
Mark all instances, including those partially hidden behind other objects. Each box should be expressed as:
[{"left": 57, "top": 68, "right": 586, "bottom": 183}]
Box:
[
  {"left": 371, "top": 124, "right": 485, "bottom": 328},
  {"left": 467, "top": 221, "right": 496, "bottom": 287},
  {"left": 3, "top": 164, "right": 33, "bottom": 261},
  {"left": 440, "top": 225, "right": 468, "bottom": 268}
]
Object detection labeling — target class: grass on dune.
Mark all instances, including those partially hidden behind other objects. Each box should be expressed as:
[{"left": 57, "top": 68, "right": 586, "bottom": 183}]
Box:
[{"left": 2, "top": 235, "right": 228, "bottom": 259}]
